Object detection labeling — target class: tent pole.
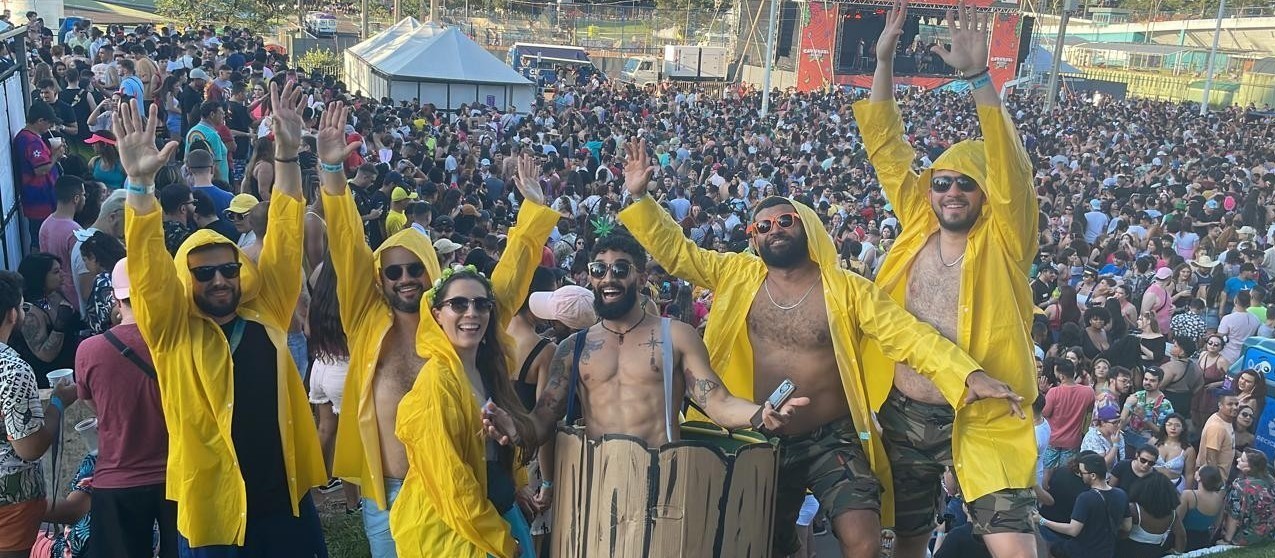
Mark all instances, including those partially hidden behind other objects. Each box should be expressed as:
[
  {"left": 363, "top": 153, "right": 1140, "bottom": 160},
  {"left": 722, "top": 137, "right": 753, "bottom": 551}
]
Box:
[{"left": 430, "top": 0, "right": 439, "bottom": 23}]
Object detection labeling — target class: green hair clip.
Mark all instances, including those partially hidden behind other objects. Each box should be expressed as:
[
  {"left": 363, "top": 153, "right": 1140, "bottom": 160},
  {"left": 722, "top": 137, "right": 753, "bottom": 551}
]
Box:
[
  {"left": 425, "top": 264, "right": 483, "bottom": 304},
  {"left": 591, "top": 216, "right": 617, "bottom": 238}
]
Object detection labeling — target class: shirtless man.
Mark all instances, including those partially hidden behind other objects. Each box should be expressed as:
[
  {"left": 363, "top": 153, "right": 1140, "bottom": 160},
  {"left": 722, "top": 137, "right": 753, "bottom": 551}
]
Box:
[
  {"left": 618, "top": 139, "right": 1024, "bottom": 558},
  {"left": 319, "top": 101, "right": 561, "bottom": 557},
  {"left": 484, "top": 233, "right": 807, "bottom": 449},
  {"left": 854, "top": 2, "right": 1040, "bottom": 557}
]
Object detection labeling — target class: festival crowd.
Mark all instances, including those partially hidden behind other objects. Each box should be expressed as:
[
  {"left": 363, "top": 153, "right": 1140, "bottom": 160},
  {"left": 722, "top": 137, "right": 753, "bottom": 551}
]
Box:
[{"left": 2, "top": 3, "right": 1275, "bottom": 558}]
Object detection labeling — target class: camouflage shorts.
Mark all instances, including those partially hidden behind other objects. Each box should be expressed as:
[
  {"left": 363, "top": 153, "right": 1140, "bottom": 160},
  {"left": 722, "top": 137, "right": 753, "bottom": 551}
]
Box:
[
  {"left": 967, "top": 488, "right": 1038, "bottom": 535},
  {"left": 878, "top": 388, "right": 954, "bottom": 537},
  {"left": 772, "top": 417, "right": 882, "bottom": 556}
]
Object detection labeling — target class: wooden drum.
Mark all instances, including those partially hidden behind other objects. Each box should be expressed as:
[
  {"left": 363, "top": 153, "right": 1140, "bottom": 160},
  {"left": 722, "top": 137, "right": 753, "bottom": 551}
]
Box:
[{"left": 549, "top": 421, "right": 779, "bottom": 558}]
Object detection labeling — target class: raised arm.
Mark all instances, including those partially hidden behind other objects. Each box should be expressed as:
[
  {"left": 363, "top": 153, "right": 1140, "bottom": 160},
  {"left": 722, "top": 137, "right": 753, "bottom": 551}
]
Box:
[
  {"left": 931, "top": 1, "right": 1037, "bottom": 262},
  {"left": 490, "top": 154, "right": 560, "bottom": 329},
  {"left": 315, "top": 102, "right": 383, "bottom": 329},
  {"left": 254, "top": 82, "right": 307, "bottom": 329},
  {"left": 618, "top": 139, "right": 735, "bottom": 290},
  {"left": 116, "top": 102, "right": 186, "bottom": 349}
]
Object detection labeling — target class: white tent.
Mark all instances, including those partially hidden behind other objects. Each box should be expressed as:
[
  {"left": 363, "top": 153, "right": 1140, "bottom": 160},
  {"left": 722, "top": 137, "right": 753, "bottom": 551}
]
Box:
[
  {"left": 344, "top": 20, "right": 534, "bottom": 113},
  {"left": 347, "top": 17, "right": 421, "bottom": 56}
]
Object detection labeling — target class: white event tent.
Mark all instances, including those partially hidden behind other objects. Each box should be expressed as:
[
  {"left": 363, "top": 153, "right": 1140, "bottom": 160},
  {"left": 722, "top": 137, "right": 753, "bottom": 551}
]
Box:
[{"left": 344, "top": 19, "right": 534, "bottom": 112}]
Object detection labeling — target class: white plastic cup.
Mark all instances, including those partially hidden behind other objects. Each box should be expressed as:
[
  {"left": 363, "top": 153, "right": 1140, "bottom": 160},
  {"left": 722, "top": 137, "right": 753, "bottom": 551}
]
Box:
[
  {"left": 74, "top": 418, "right": 99, "bottom": 455},
  {"left": 46, "top": 368, "right": 73, "bottom": 386}
]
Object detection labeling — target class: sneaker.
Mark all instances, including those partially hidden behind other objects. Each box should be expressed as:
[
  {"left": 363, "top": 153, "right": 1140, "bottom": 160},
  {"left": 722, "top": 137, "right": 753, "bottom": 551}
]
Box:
[
  {"left": 317, "top": 478, "right": 343, "bottom": 494},
  {"left": 345, "top": 501, "right": 363, "bottom": 515},
  {"left": 812, "top": 519, "right": 829, "bottom": 537}
]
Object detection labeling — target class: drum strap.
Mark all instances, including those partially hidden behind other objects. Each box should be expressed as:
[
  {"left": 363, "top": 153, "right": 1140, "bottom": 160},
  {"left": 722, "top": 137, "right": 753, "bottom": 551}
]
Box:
[
  {"left": 565, "top": 329, "right": 589, "bottom": 424},
  {"left": 661, "top": 317, "right": 675, "bottom": 444}
]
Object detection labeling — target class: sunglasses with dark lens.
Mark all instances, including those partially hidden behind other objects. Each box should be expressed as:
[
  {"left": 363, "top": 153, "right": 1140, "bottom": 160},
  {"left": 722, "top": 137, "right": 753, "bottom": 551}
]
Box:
[
  {"left": 189, "top": 262, "right": 243, "bottom": 283},
  {"left": 382, "top": 262, "right": 426, "bottom": 281},
  {"left": 439, "top": 296, "right": 494, "bottom": 314},
  {"left": 1240, "top": 412, "right": 1254, "bottom": 419},
  {"left": 587, "top": 261, "right": 633, "bottom": 280},
  {"left": 748, "top": 212, "right": 799, "bottom": 236},
  {"left": 930, "top": 176, "right": 979, "bottom": 193},
  {"left": 1137, "top": 457, "right": 1156, "bottom": 465},
  {"left": 225, "top": 212, "right": 246, "bottom": 221}
]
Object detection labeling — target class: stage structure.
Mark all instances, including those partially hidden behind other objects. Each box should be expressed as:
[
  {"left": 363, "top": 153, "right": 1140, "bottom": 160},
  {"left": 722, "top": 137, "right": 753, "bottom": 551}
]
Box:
[{"left": 736, "top": 0, "right": 1033, "bottom": 93}]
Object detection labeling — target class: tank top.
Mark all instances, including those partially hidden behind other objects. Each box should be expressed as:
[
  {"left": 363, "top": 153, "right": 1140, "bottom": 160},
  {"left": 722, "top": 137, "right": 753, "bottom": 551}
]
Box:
[
  {"left": 1156, "top": 447, "right": 1187, "bottom": 491},
  {"left": 1199, "top": 354, "right": 1226, "bottom": 383},
  {"left": 1127, "top": 503, "right": 1174, "bottom": 545},
  {"left": 514, "top": 337, "right": 552, "bottom": 411},
  {"left": 1181, "top": 492, "right": 1220, "bottom": 531},
  {"left": 92, "top": 158, "right": 126, "bottom": 191}
]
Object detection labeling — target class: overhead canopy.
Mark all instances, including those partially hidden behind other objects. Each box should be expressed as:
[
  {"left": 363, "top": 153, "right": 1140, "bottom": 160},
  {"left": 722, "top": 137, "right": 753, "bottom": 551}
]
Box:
[
  {"left": 346, "top": 17, "right": 422, "bottom": 58},
  {"left": 361, "top": 22, "right": 532, "bottom": 85},
  {"left": 1031, "top": 45, "right": 1082, "bottom": 74}
]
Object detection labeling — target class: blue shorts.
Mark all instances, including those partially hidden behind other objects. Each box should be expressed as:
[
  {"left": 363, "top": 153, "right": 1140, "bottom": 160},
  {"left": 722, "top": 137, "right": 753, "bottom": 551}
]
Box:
[
  {"left": 1042, "top": 447, "right": 1078, "bottom": 471},
  {"left": 177, "top": 494, "right": 326, "bottom": 558}
]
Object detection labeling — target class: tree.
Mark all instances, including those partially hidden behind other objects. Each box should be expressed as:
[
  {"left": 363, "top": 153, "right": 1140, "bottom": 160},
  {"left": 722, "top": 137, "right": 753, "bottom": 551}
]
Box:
[
  {"left": 296, "top": 48, "right": 342, "bottom": 78},
  {"left": 156, "top": 0, "right": 299, "bottom": 34}
]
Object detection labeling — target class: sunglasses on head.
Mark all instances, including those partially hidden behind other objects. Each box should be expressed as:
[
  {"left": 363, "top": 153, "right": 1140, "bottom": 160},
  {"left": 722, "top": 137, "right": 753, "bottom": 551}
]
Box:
[
  {"left": 189, "top": 262, "right": 242, "bottom": 283},
  {"left": 438, "top": 296, "right": 494, "bottom": 314},
  {"left": 748, "top": 212, "right": 799, "bottom": 236},
  {"left": 930, "top": 176, "right": 979, "bottom": 193},
  {"left": 382, "top": 262, "right": 426, "bottom": 281},
  {"left": 588, "top": 261, "right": 633, "bottom": 280}
]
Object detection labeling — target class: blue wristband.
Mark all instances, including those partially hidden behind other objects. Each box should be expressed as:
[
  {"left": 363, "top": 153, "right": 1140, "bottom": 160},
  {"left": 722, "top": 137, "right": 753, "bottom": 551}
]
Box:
[
  {"left": 320, "top": 161, "right": 344, "bottom": 174},
  {"left": 50, "top": 395, "right": 65, "bottom": 415},
  {"left": 124, "top": 179, "right": 154, "bottom": 195},
  {"left": 968, "top": 72, "right": 992, "bottom": 91}
]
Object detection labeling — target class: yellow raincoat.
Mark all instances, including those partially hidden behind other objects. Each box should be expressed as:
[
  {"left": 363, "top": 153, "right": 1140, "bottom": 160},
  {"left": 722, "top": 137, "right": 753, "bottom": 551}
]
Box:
[
  {"left": 618, "top": 196, "right": 982, "bottom": 524},
  {"left": 326, "top": 189, "right": 559, "bottom": 558},
  {"left": 124, "top": 194, "right": 326, "bottom": 547},
  {"left": 854, "top": 99, "right": 1039, "bottom": 503}
]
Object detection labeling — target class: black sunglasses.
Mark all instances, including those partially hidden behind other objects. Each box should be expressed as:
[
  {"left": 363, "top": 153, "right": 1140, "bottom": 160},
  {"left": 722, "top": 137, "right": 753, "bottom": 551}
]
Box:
[
  {"left": 438, "top": 296, "right": 494, "bottom": 314},
  {"left": 225, "top": 212, "right": 246, "bottom": 221},
  {"left": 189, "top": 262, "right": 242, "bottom": 283},
  {"left": 382, "top": 262, "right": 426, "bottom": 281},
  {"left": 1137, "top": 457, "right": 1156, "bottom": 465},
  {"left": 588, "top": 261, "right": 633, "bottom": 280},
  {"left": 930, "top": 176, "right": 979, "bottom": 193}
]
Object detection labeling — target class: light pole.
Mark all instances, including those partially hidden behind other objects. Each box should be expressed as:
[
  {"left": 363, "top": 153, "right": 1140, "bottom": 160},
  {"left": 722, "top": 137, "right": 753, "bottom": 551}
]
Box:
[
  {"left": 761, "top": 0, "right": 779, "bottom": 116},
  {"left": 1198, "top": 0, "right": 1226, "bottom": 115},
  {"left": 1044, "top": 0, "right": 1074, "bottom": 113}
]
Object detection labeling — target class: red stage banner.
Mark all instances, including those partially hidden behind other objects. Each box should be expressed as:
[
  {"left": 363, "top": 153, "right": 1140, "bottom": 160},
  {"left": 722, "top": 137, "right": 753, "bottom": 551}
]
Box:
[
  {"left": 796, "top": 2, "right": 839, "bottom": 92},
  {"left": 988, "top": 12, "right": 1023, "bottom": 89}
]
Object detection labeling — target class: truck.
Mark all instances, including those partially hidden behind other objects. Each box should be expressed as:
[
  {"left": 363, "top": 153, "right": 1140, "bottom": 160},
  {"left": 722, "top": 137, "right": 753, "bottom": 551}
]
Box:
[
  {"left": 507, "top": 43, "right": 605, "bottom": 90},
  {"left": 304, "top": 11, "right": 337, "bottom": 37},
  {"left": 620, "top": 45, "right": 730, "bottom": 87}
]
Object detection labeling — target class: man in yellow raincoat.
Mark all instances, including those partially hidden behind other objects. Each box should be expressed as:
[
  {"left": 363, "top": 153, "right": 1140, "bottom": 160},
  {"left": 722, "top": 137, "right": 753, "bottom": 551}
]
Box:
[
  {"left": 617, "top": 138, "right": 1025, "bottom": 557},
  {"left": 316, "top": 99, "right": 559, "bottom": 558},
  {"left": 855, "top": 2, "right": 1040, "bottom": 557},
  {"left": 119, "top": 85, "right": 328, "bottom": 554}
]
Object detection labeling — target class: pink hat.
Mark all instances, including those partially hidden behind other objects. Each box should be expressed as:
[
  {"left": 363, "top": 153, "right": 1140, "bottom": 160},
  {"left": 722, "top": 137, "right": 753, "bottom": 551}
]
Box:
[
  {"left": 111, "top": 258, "right": 131, "bottom": 300},
  {"left": 529, "top": 285, "right": 596, "bottom": 330}
]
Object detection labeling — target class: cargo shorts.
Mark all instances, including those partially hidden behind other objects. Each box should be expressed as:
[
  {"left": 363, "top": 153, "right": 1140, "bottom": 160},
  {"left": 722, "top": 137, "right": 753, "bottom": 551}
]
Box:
[{"left": 772, "top": 417, "right": 881, "bottom": 556}]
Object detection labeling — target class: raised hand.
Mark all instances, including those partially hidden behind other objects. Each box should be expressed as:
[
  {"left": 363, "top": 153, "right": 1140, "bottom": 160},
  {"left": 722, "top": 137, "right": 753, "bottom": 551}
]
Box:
[
  {"left": 930, "top": 0, "right": 991, "bottom": 75},
  {"left": 759, "top": 396, "right": 812, "bottom": 433},
  {"left": 876, "top": 0, "right": 908, "bottom": 62},
  {"left": 623, "top": 138, "right": 655, "bottom": 197},
  {"left": 270, "top": 81, "right": 306, "bottom": 155},
  {"left": 111, "top": 101, "right": 178, "bottom": 183},
  {"left": 514, "top": 153, "right": 546, "bottom": 206},
  {"left": 317, "top": 101, "right": 360, "bottom": 167}
]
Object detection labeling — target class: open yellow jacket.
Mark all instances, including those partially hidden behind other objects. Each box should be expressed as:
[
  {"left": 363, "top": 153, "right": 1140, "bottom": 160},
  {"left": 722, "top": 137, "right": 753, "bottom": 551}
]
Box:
[
  {"left": 854, "top": 99, "right": 1039, "bottom": 503},
  {"left": 618, "top": 196, "right": 981, "bottom": 524},
  {"left": 326, "top": 190, "right": 558, "bottom": 558},
  {"left": 125, "top": 194, "right": 326, "bottom": 547}
]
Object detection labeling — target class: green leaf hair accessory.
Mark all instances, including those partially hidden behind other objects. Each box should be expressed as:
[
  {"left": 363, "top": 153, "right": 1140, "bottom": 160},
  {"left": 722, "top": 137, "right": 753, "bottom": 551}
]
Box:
[{"left": 591, "top": 216, "right": 617, "bottom": 238}]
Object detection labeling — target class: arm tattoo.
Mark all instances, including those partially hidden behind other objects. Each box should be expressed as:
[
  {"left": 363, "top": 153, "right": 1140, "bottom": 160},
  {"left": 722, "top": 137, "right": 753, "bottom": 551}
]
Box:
[
  {"left": 537, "top": 340, "right": 574, "bottom": 419},
  {"left": 689, "top": 372, "right": 720, "bottom": 406}
]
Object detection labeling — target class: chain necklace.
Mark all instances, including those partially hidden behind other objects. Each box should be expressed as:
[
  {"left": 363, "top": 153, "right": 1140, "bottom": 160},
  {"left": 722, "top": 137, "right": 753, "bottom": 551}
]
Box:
[
  {"left": 599, "top": 312, "right": 647, "bottom": 345},
  {"left": 764, "top": 278, "right": 819, "bottom": 311},
  {"left": 938, "top": 242, "right": 966, "bottom": 268}
]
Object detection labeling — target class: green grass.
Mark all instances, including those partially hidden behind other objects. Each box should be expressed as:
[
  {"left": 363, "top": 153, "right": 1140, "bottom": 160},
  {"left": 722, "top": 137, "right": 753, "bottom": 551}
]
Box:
[
  {"left": 1220, "top": 546, "right": 1275, "bottom": 557},
  {"left": 318, "top": 498, "right": 372, "bottom": 558}
]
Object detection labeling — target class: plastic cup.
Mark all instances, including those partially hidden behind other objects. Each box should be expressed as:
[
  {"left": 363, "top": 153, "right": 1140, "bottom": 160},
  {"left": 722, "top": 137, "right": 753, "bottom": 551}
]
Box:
[
  {"left": 46, "top": 368, "right": 73, "bottom": 386},
  {"left": 74, "top": 418, "right": 99, "bottom": 454}
]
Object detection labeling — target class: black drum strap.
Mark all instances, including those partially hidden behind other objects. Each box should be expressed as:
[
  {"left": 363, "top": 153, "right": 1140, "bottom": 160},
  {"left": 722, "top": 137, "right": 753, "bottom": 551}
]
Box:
[{"left": 565, "top": 329, "right": 589, "bottom": 424}]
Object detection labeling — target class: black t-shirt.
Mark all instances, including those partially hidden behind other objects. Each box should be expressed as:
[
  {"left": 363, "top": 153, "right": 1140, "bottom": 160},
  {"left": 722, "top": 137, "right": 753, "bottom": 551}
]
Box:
[
  {"left": 221, "top": 318, "right": 291, "bottom": 519},
  {"left": 58, "top": 88, "right": 95, "bottom": 141},
  {"left": 226, "top": 101, "right": 252, "bottom": 160},
  {"left": 934, "top": 523, "right": 992, "bottom": 558},
  {"left": 351, "top": 184, "right": 388, "bottom": 248},
  {"left": 1041, "top": 468, "right": 1087, "bottom": 523},
  {"left": 1110, "top": 460, "right": 1150, "bottom": 496},
  {"left": 1031, "top": 278, "right": 1053, "bottom": 306},
  {"left": 179, "top": 85, "right": 204, "bottom": 134},
  {"left": 1061, "top": 488, "right": 1128, "bottom": 558},
  {"left": 201, "top": 218, "right": 240, "bottom": 243},
  {"left": 49, "top": 100, "right": 76, "bottom": 138}
]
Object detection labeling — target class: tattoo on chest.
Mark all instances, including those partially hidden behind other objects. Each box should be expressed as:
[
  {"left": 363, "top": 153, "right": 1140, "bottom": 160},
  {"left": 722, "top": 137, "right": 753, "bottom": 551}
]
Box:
[
  {"left": 578, "top": 335, "right": 605, "bottom": 366},
  {"left": 638, "top": 330, "right": 662, "bottom": 370}
]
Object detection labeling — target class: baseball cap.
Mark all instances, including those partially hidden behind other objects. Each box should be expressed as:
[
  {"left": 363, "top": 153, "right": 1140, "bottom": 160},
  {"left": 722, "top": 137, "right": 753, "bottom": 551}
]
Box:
[
  {"left": 185, "top": 148, "right": 214, "bottom": 169},
  {"left": 189, "top": 68, "right": 209, "bottom": 81},
  {"left": 1154, "top": 267, "right": 1173, "bottom": 280},
  {"left": 111, "top": 258, "right": 131, "bottom": 300},
  {"left": 1095, "top": 405, "right": 1120, "bottom": 422},
  {"left": 391, "top": 187, "right": 417, "bottom": 202},
  {"left": 433, "top": 238, "right": 463, "bottom": 255},
  {"left": 27, "top": 100, "right": 62, "bottom": 125},
  {"left": 227, "top": 193, "right": 259, "bottom": 214},
  {"left": 480, "top": 158, "right": 491, "bottom": 167},
  {"left": 1089, "top": 199, "right": 1102, "bottom": 211},
  {"left": 529, "top": 285, "right": 597, "bottom": 330}
]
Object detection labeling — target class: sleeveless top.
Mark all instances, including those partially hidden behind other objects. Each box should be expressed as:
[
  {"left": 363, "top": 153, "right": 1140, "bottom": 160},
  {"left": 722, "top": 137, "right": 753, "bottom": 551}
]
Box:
[
  {"left": 1156, "top": 446, "right": 1187, "bottom": 491},
  {"left": 514, "top": 337, "right": 552, "bottom": 411},
  {"left": 1199, "top": 354, "right": 1227, "bottom": 383},
  {"left": 92, "top": 157, "right": 126, "bottom": 190},
  {"left": 1182, "top": 491, "right": 1220, "bottom": 531},
  {"left": 1128, "top": 503, "right": 1175, "bottom": 545}
]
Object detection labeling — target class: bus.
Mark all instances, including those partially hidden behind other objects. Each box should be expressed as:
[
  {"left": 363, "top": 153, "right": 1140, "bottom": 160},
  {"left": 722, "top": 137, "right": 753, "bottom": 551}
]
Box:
[{"left": 305, "top": 11, "right": 337, "bottom": 37}]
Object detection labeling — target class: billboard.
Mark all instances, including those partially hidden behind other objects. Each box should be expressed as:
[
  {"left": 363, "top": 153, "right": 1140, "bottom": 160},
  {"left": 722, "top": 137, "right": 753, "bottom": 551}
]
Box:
[{"left": 796, "top": 2, "right": 839, "bottom": 92}]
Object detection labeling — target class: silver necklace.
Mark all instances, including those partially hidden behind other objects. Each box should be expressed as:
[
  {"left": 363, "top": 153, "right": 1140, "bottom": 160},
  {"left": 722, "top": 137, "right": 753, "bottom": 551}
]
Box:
[
  {"left": 938, "top": 242, "right": 966, "bottom": 268},
  {"left": 764, "top": 278, "right": 819, "bottom": 311}
]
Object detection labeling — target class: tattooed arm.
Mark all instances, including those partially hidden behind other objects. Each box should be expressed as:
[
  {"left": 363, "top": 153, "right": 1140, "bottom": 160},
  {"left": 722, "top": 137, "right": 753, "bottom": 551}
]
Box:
[{"left": 676, "top": 321, "right": 807, "bottom": 432}]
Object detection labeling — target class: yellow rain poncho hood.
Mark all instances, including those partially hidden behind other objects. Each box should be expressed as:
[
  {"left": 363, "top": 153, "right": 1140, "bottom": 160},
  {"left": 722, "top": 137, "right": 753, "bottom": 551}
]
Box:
[
  {"left": 855, "top": 98, "right": 1039, "bottom": 503},
  {"left": 325, "top": 189, "right": 559, "bottom": 558},
  {"left": 125, "top": 194, "right": 326, "bottom": 547},
  {"left": 619, "top": 194, "right": 982, "bottom": 525}
]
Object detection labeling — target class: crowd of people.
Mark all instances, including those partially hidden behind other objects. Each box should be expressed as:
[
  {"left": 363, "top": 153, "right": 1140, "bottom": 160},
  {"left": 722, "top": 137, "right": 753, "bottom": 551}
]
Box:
[{"left": 2, "top": 2, "right": 1275, "bottom": 558}]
